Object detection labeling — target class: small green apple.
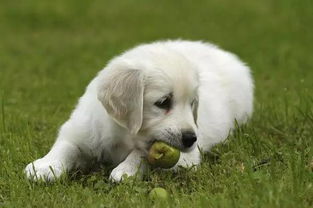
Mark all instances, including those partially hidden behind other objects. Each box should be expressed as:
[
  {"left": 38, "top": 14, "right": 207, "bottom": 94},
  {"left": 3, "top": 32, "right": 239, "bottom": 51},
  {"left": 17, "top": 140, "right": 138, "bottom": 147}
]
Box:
[
  {"left": 147, "top": 141, "right": 180, "bottom": 169},
  {"left": 149, "top": 187, "right": 169, "bottom": 201}
]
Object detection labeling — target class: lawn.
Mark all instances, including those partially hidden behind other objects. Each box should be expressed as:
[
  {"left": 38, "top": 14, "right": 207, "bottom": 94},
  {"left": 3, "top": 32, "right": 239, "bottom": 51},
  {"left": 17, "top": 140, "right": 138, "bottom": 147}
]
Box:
[{"left": 0, "top": 0, "right": 312, "bottom": 207}]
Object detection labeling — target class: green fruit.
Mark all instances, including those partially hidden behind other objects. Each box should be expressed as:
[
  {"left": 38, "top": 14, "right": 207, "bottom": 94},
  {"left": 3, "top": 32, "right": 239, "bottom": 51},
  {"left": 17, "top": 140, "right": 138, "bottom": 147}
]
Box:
[
  {"left": 149, "top": 187, "right": 169, "bottom": 201},
  {"left": 147, "top": 141, "right": 180, "bottom": 169}
]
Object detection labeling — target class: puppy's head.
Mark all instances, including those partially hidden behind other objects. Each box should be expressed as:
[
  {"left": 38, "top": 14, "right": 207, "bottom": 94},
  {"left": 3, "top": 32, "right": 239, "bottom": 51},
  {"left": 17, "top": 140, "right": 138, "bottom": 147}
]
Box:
[{"left": 97, "top": 54, "right": 199, "bottom": 152}]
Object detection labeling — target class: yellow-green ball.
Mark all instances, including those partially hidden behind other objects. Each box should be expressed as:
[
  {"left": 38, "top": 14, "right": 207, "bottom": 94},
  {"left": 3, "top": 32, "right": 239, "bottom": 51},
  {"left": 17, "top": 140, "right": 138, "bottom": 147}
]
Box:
[
  {"left": 149, "top": 187, "right": 169, "bottom": 201},
  {"left": 147, "top": 141, "right": 180, "bottom": 169}
]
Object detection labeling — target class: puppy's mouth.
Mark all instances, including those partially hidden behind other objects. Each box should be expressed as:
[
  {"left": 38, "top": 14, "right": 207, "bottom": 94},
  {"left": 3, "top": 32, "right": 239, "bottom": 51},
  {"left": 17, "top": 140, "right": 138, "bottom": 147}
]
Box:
[
  {"left": 148, "top": 138, "right": 195, "bottom": 153},
  {"left": 178, "top": 144, "right": 196, "bottom": 153}
]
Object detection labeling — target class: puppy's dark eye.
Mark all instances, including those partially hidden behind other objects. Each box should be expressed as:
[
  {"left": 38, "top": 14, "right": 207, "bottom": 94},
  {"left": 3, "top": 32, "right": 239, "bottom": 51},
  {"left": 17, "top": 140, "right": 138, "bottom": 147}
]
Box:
[{"left": 154, "top": 94, "right": 172, "bottom": 110}]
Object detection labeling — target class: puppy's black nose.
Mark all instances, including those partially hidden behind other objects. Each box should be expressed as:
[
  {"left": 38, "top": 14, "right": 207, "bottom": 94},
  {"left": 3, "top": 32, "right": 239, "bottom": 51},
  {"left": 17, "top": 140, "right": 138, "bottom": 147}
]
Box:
[{"left": 182, "top": 131, "right": 197, "bottom": 148}]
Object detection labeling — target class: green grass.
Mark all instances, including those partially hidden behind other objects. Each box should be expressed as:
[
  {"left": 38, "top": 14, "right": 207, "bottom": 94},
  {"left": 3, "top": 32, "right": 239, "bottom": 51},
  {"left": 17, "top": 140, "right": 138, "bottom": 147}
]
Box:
[{"left": 1, "top": 0, "right": 313, "bottom": 207}]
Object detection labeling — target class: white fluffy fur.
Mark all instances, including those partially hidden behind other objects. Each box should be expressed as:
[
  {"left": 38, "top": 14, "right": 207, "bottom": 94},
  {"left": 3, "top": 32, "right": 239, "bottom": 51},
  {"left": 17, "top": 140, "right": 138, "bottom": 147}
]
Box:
[{"left": 25, "top": 40, "right": 253, "bottom": 182}]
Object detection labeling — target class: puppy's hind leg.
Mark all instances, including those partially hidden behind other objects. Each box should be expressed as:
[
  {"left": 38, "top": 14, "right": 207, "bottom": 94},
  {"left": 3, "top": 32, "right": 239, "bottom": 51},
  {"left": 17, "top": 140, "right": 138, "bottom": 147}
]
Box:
[{"left": 25, "top": 122, "right": 84, "bottom": 182}]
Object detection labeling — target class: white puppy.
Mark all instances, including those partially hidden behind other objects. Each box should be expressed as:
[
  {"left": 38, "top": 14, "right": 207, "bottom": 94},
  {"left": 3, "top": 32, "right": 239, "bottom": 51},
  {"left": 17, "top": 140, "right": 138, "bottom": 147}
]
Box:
[{"left": 25, "top": 40, "right": 253, "bottom": 182}]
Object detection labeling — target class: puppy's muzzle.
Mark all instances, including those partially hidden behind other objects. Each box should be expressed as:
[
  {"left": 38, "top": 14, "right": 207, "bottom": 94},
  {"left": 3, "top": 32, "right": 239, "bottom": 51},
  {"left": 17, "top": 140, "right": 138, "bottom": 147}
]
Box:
[{"left": 182, "top": 131, "right": 197, "bottom": 148}]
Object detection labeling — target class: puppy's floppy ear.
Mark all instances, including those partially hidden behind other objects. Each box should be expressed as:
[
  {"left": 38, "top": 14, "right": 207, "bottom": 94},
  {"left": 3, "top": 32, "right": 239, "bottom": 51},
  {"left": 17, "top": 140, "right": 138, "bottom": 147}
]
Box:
[{"left": 97, "top": 68, "right": 144, "bottom": 134}]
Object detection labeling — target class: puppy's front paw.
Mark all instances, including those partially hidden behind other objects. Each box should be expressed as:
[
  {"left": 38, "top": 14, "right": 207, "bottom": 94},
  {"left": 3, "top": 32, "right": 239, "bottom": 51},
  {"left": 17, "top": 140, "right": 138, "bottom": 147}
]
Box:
[
  {"left": 109, "top": 163, "right": 142, "bottom": 182},
  {"left": 170, "top": 149, "right": 201, "bottom": 171},
  {"left": 24, "top": 158, "right": 65, "bottom": 182}
]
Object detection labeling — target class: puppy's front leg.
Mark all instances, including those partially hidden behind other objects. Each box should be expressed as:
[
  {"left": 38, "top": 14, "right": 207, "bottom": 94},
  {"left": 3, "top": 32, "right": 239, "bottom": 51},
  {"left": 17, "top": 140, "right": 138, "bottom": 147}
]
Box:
[
  {"left": 172, "top": 146, "right": 201, "bottom": 171},
  {"left": 110, "top": 149, "right": 146, "bottom": 182},
  {"left": 25, "top": 140, "right": 80, "bottom": 181}
]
